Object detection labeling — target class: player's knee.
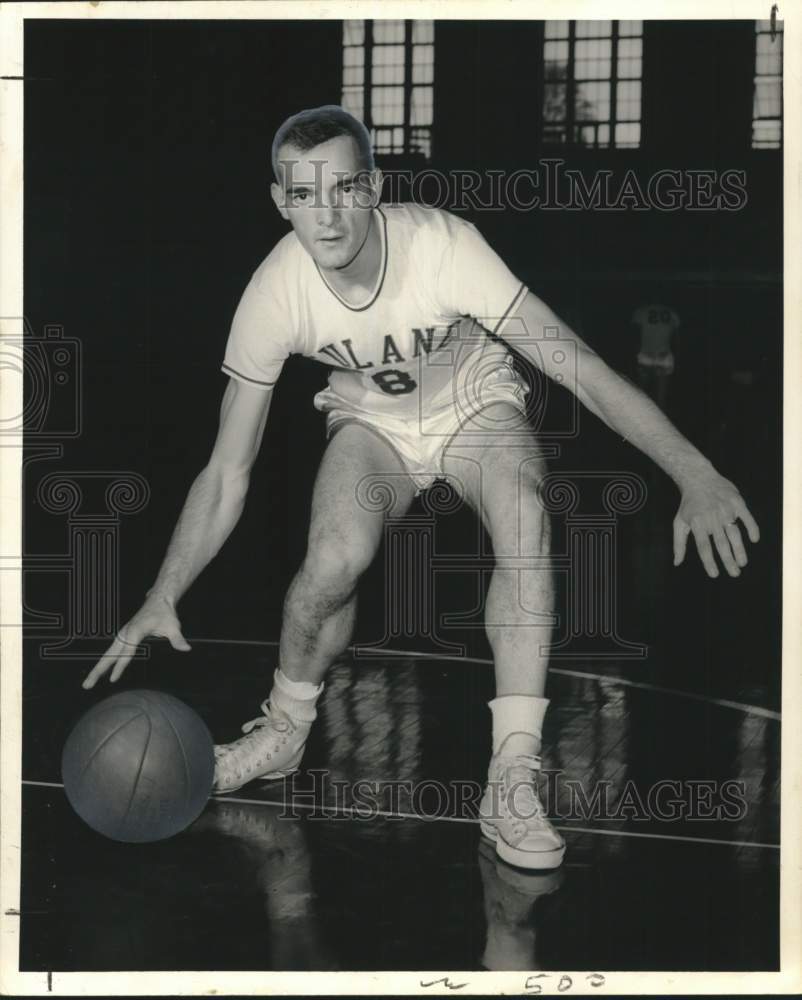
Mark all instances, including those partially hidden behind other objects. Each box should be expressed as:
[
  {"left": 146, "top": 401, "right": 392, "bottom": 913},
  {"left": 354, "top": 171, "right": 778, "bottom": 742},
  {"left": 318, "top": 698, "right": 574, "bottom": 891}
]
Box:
[
  {"left": 303, "top": 535, "right": 373, "bottom": 594},
  {"left": 483, "top": 458, "right": 548, "bottom": 541},
  {"left": 488, "top": 516, "right": 550, "bottom": 559}
]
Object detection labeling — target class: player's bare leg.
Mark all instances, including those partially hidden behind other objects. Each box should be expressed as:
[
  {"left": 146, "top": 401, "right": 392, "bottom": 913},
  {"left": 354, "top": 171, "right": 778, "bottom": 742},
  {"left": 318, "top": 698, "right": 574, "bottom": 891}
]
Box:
[
  {"left": 214, "top": 422, "right": 416, "bottom": 793},
  {"left": 443, "top": 402, "right": 554, "bottom": 698},
  {"left": 443, "top": 401, "right": 565, "bottom": 868},
  {"left": 279, "top": 421, "right": 417, "bottom": 685}
]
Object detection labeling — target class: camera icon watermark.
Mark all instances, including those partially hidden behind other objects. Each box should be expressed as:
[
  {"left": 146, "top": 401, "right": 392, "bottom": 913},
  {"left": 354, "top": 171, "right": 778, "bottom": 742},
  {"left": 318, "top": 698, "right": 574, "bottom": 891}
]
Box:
[
  {"left": 0, "top": 318, "right": 82, "bottom": 439},
  {"left": 412, "top": 316, "right": 581, "bottom": 442}
]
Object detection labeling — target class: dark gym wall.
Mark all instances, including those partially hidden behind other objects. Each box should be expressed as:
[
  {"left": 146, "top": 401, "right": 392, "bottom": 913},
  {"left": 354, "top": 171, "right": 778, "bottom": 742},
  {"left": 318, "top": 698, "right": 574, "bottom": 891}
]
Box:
[{"left": 24, "top": 19, "right": 781, "bottom": 672}]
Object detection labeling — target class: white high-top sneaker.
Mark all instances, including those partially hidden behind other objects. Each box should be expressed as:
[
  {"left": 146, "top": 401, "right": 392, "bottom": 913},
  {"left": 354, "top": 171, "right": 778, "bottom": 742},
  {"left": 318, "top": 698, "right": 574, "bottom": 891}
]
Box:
[
  {"left": 479, "top": 737, "right": 565, "bottom": 870},
  {"left": 213, "top": 700, "right": 312, "bottom": 794}
]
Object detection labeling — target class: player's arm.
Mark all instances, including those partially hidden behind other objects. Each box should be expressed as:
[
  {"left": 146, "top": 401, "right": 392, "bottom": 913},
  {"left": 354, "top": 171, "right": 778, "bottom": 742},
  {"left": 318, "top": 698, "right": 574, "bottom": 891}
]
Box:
[
  {"left": 83, "top": 377, "right": 274, "bottom": 688},
  {"left": 511, "top": 290, "right": 760, "bottom": 578}
]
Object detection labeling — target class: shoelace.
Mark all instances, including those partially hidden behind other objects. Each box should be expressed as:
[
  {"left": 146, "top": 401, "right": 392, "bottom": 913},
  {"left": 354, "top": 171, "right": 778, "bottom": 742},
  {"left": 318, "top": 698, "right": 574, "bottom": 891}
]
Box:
[
  {"left": 496, "top": 754, "right": 546, "bottom": 820},
  {"left": 214, "top": 701, "right": 291, "bottom": 763},
  {"left": 241, "top": 700, "right": 291, "bottom": 736}
]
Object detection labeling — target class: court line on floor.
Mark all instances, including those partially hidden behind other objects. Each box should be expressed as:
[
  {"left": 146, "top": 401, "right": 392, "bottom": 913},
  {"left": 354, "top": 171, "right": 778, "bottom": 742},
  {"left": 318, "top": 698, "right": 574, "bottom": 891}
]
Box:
[
  {"left": 23, "top": 780, "right": 779, "bottom": 851},
  {"left": 186, "top": 637, "right": 782, "bottom": 721}
]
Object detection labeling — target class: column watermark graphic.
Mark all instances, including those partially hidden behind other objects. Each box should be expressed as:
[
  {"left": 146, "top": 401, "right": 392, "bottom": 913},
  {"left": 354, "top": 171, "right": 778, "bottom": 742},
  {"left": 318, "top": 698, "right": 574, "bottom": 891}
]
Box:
[
  {"left": 1, "top": 318, "right": 151, "bottom": 658},
  {"left": 33, "top": 472, "right": 150, "bottom": 659},
  {"left": 351, "top": 318, "right": 650, "bottom": 661}
]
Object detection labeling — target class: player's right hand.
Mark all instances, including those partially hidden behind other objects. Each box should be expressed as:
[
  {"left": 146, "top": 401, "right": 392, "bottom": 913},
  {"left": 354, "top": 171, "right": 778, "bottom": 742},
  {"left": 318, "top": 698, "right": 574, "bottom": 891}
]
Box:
[{"left": 82, "top": 594, "right": 192, "bottom": 689}]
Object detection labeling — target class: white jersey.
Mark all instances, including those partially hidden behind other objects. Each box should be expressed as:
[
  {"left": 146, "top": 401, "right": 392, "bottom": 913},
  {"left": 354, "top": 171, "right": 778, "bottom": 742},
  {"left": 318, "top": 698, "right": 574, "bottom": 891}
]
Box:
[
  {"left": 221, "top": 203, "right": 528, "bottom": 416},
  {"left": 632, "top": 303, "right": 680, "bottom": 358}
]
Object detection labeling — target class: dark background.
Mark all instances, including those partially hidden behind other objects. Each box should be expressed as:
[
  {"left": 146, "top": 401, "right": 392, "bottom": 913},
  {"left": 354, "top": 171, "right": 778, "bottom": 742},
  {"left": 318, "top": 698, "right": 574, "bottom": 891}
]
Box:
[{"left": 23, "top": 19, "right": 782, "bottom": 706}]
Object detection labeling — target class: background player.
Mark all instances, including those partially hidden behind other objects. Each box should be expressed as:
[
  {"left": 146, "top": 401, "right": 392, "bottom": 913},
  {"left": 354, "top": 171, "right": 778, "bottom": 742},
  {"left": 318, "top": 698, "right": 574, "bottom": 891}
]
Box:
[
  {"left": 84, "top": 106, "right": 760, "bottom": 871},
  {"left": 632, "top": 296, "right": 681, "bottom": 411}
]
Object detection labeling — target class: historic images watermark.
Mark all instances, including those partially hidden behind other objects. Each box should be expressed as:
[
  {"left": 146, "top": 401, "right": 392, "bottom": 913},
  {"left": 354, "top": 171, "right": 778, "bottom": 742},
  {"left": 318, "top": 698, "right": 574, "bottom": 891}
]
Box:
[
  {"left": 383, "top": 163, "right": 748, "bottom": 212},
  {"left": 273, "top": 159, "right": 749, "bottom": 213},
  {"left": 277, "top": 769, "right": 749, "bottom": 823}
]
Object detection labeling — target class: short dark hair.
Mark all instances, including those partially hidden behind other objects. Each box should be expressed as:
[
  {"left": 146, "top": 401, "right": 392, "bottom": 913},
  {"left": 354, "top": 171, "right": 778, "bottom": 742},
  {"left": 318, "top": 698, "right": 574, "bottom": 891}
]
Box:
[{"left": 271, "top": 105, "right": 375, "bottom": 180}]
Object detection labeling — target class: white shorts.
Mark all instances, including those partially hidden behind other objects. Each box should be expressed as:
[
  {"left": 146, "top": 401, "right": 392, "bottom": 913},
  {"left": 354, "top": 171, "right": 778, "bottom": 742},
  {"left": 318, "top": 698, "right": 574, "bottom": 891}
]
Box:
[
  {"left": 637, "top": 350, "right": 675, "bottom": 374},
  {"left": 315, "top": 357, "right": 530, "bottom": 493}
]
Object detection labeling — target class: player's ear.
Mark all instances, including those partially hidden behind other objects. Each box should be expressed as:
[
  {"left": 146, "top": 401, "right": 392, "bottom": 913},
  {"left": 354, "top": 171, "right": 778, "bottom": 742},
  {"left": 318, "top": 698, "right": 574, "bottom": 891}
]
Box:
[{"left": 270, "top": 182, "right": 290, "bottom": 221}]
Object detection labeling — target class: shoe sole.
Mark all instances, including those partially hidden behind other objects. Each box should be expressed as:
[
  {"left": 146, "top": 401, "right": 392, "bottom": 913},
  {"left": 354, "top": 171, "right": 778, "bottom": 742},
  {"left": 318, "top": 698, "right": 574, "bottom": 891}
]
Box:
[
  {"left": 212, "top": 766, "right": 299, "bottom": 795},
  {"left": 480, "top": 820, "right": 566, "bottom": 870}
]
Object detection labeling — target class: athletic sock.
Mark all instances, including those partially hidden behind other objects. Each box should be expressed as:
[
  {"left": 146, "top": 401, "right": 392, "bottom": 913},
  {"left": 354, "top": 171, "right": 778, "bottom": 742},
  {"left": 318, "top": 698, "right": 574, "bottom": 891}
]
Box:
[
  {"left": 488, "top": 694, "right": 549, "bottom": 758},
  {"left": 269, "top": 668, "right": 324, "bottom": 725}
]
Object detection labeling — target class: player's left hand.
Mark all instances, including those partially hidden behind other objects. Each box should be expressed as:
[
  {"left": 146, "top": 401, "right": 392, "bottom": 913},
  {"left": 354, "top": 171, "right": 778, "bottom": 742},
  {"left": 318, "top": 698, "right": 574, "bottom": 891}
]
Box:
[{"left": 673, "top": 473, "right": 760, "bottom": 578}]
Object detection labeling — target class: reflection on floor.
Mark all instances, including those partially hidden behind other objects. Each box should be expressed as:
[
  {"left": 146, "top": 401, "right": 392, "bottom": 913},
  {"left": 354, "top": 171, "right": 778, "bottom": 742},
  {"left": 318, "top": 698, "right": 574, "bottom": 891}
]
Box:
[{"left": 20, "top": 642, "right": 779, "bottom": 972}]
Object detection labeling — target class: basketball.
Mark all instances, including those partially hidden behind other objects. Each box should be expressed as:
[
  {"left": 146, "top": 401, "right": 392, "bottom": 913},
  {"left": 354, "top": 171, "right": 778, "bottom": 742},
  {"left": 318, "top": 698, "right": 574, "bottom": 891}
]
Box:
[{"left": 62, "top": 689, "right": 215, "bottom": 843}]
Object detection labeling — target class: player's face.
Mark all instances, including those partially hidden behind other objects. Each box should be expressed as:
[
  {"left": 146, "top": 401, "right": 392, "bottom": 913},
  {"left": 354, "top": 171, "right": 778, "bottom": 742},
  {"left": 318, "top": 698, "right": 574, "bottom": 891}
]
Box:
[{"left": 271, "top": 135, "right": 381, "bottom": 271}]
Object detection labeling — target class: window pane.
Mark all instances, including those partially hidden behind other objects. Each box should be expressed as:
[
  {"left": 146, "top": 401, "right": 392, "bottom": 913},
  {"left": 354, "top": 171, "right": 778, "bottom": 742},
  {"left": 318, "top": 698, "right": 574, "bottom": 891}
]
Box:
[
  {"left": 752, "top": 119, "right": 781, "bottom": 147},
  {"left": 373, "top": 42, "right": 405, "bottom": 65},
  {"left": 541, "top": 18, "right": 641, "bottom": 149},
  {"left": 372, "top": 64, "right": 404, "bottom": 85},
  {"left": 412, "top": 20, "right": 434, "bottom": 44},
  {"left": 616, "top": 79, "right": 642, "bottom": 121},
  {"left": 343, "top": 65, "right": 364, "bottom": 87},
  {"left": 543, "top": 125, "right": 567, "bottom": 144},
  {"left": 411, "top": 86, "right": 433, "bottom": 125},
  {"left": 575, "top": 37, "right": 609, "bottom": 59},
  {"left": 618, "top": 37, "right": 642, "bottom": 58},
  {"left": 544, "top": 62, "right": 568, "bottom": 84},
  {"left": 372, "top": 85, "right": 405, "bottom": 125},
  {"left": 752, "top": 21, "right": 783, "bottom": 149},
  {"left": 377, "top": 126, "right": 402, "bottom": 153},
  {"left": 417, "top": 136, "right": 431, "bottom": 157},
  {"left": 576, "top": 80, "right": 610, "bottom": 122},
  {"left": 341, "top": 88, "right": 364, "bottom": 121},
  {"left": 615, "top": 121, "right": 641, "bottom": 147},
  {"left": 755, "top": 32, "right": 775, "bottom": 53},
  {"left": 412, "top": 44, "right": 434, "bottom": 84},
  {"left": 343, "top": 20, "right": 365, "bottom": 46},
  {"left": 617, "top": 57, "right": 642, "bottom": 80},
  {"left": 575, "top": 20, "right": 611, "bottom": 38},
  {"left": 756, "top": 33, "right": 782, "bottom": 73},
  {"left": 544, "top": 40, "right": 569, "bottom": 65},
  {"left": 373, "top": 20, "right": 405, "bottom": 44},
  {"left": 575, "top": 38, "right": 611, "bottom": 80},
  {"left": 342, "top": 17, "right": 434, "bottom": 158},
  {"left": 344, "top": 46, "right": 364, "bottom": 67},
  {"left": 617, "top": 40, "right": 642, "bottom": 81},
  {"left": 373, "top": 44, "right": 405, "bottom": 85},
  {"left": 544, "top": 20, "right": 570, "bottom": 39},
  {"left": 543, "top": 82, "right": 567, "bottom": 122},
  {"left": 753, "top": 78, "right": 781, "bottom": 118},
  {"left": 578, "top": 122, "right": 603, "bottom": 146},
  {"left": 410, "top": 127, "right": 430, "bottom": 149},
  {"left": 755, "top": 50, "right": 778, "bottom": 74}
]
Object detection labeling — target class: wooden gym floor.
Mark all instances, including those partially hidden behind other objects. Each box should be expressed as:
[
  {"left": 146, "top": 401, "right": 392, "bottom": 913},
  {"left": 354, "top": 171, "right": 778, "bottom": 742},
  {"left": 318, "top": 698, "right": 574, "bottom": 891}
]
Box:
[{"left": 18, "top": 636, "right": 779, "bottom": 973}]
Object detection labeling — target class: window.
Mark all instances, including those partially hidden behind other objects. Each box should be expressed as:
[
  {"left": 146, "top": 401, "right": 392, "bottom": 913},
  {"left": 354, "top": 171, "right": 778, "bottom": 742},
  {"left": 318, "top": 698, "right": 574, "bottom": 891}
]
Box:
[
  {"left": 341, "top": 20, "right": 434, "bottom": 159},
  {"left": 542, "top": 20, "right": 643, "bottom": 148},
  {"left": 752, "top": 19, "right": 783, "bottom": 148}
]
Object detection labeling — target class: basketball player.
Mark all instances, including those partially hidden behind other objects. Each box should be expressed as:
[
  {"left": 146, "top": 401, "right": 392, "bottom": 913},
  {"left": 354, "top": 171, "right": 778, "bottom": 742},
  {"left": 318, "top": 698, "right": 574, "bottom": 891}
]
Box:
[
  {"left": 632, "top": 297, "right": 681, "bottom": 411},
  {"left": 84, "top": 106, "right": 760, "bottom": 871}
]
